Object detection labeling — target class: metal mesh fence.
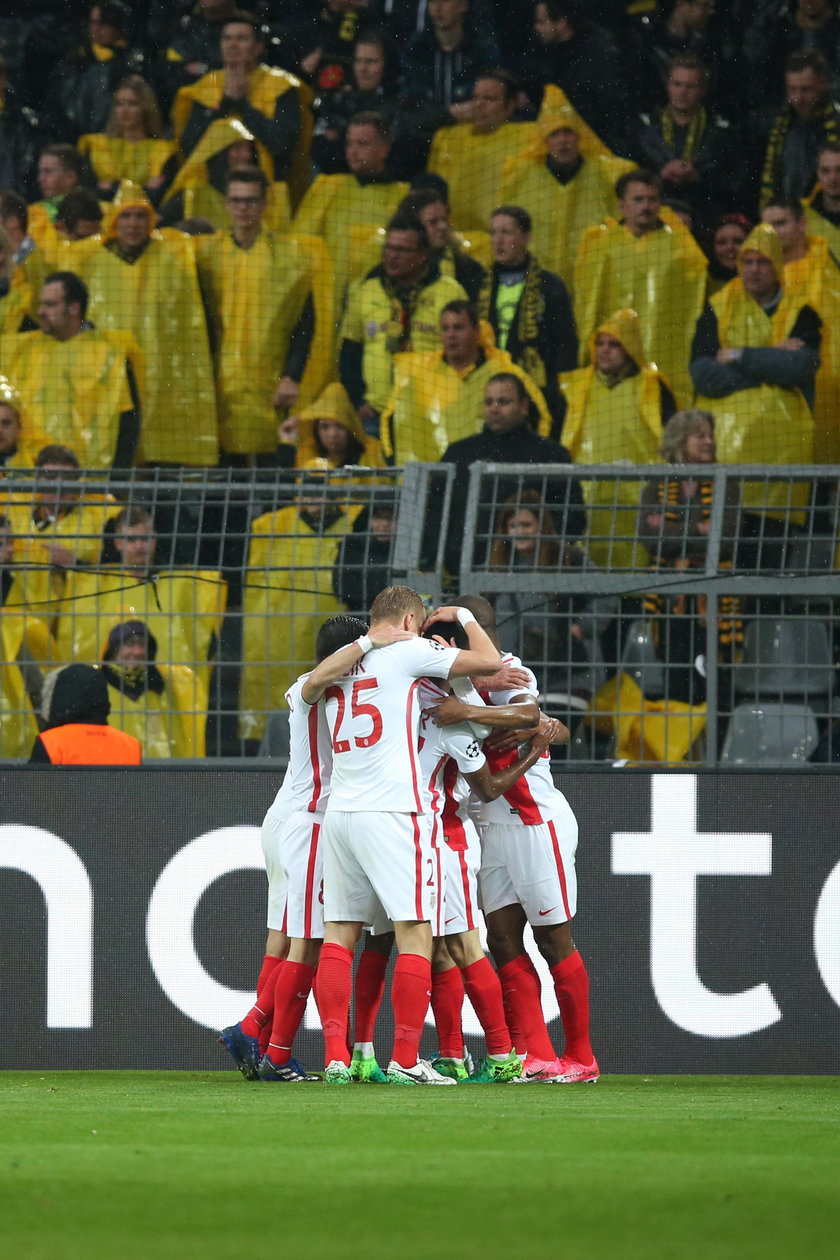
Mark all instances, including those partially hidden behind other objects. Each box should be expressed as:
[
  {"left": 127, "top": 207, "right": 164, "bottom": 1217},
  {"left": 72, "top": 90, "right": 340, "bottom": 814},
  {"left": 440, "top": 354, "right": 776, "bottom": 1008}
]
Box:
[{"left": 2, "top": 461, "right": 839, "bottom": 766}]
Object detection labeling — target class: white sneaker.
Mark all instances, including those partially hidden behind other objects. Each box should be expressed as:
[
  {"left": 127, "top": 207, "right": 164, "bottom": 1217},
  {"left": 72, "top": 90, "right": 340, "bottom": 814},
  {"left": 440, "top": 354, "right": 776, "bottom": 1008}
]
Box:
[{"left": 385, "top": 1058, "right": 457, "bottom": 1085}]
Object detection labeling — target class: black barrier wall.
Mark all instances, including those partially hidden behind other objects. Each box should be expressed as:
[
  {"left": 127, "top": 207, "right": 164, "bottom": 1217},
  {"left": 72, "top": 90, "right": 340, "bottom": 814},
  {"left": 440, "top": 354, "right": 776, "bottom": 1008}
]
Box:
[{"left": 1, "top": 769, "right": 839, "bottom": 1073}]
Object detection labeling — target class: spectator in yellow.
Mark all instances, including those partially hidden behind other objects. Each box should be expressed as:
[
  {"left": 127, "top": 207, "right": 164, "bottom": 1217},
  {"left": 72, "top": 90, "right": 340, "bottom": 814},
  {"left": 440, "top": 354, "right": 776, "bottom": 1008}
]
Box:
[
  {"left": 339, "top": 214, "right": 467, "bottom": 436},
  {"left": 101, "top": 620, "right": 204, "bottom": 758},
  {"left": 690, "top": 222, "right": 820, "bottom": 522},
  {"left": 396, "top": 185, "right": 488, "bottom": 299},
  {"left": 294, "top": 382, "right": 384, "bottom": 471},
  {"left": 499, "top": 104, "right": 634, "bottom": 296},
  {"left": 761, "top": 195, "right": 840, "bottom": 463},
  {"left": 77, "top": 75, "right": 178, "bottom": 206},
  {"left": 559, "top": 309, "right": 676, "bottom": 567},
  {"left": 73, "top": 182, "right": 218, "bottom": 465},
  {"left": 426, "top": 71, "right": 537, "bottom": 233},
  {"left": 0, "top": 272, "right": 139, "bottom": 468},
  {"left": 0, "top": 391, "right": 29, "bottom": 470},
  {"left": 0, "top": 226, "right": 32, "bottom": 334},
  {"left": 575, "top": 168, "right": 708, "bottom": 404},
  {"left": 28, "top": 145, "right": 87, "bottom": 255},
  {"left": 159, "top": 118, "right": 290, "bottom": 234},
  {"left": 172, "top": 14, "right": 313, "bottom": 211},
  {"left": 1, "top": 513, "right": 39, "bottom": 755},
  {"left": 381, "top": 298, "right": 551, "bottom": 463},
  {"left": 239, "top": 486, "right": 360, "bottom": 741},
  {"left": 805, "top": 143, "right": 840, "bottom": 257},
  {"left": 292, "top": 111, "right": 409, "bottom": 313},
  {"left": 196, "top": 165, "right": 313, "bottom": 461}
]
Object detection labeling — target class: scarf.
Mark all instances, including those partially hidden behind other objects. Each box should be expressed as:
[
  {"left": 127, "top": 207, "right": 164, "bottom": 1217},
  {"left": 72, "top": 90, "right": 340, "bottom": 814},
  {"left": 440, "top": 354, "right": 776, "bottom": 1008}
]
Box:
[
  {"left": 660, "top": 106, "right": 707, "bottom": 163},
  {"left": 760, "top": 101, "right": 840, "bottom": 208},
  {"left": 478, "top": 253, "right": 546, "bottom": 387},
  {"left": 380, "top": 265, "right": 430, "bottom": 355}
]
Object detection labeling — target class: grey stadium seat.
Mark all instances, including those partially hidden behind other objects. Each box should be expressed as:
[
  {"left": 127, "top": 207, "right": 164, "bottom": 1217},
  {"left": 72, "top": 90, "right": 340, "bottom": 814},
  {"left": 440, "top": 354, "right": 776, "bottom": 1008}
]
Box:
[
  {"left": 720, "top": 703, "right": 819, "bottom": 765},
  {"left": 733, "top": 618, "right": 834, "bottom": 698}
]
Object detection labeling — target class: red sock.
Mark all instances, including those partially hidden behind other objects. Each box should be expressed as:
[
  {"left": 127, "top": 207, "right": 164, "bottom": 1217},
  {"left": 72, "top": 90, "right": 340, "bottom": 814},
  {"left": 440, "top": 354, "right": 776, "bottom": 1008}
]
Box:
[
  {"left": 390, "top": 953, "right": 432, "bottom": 1068},
  {"left": 314, "top": 943, "right": 353, "bottom": 1066},
  {"left": 498, "top": 955, "right": 556, "bottom": 1062},
  {"left": 353, "top": 948, "right": 388, "bottom": 1044},
  {"left": 462, "top": 957, "right": 511, "bottom": 1056},
  {"left": 266, "top": 961, "right": 315, "bottom": 1064},
  {"left": 551, "top": 950, "right": 593, "bottom": 1065},
  {"left": 430, "top": 966, "right": 464, "bottom": 1058},
  {"left": 239, "top": 954, "right": 282, "bottom": 1038}
]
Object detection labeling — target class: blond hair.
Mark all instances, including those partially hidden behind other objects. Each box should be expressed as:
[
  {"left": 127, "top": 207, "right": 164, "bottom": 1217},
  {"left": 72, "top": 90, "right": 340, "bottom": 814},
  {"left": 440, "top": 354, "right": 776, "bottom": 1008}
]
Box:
[{"left": 369, "top": 584, "right": 425, "bottom": 625}]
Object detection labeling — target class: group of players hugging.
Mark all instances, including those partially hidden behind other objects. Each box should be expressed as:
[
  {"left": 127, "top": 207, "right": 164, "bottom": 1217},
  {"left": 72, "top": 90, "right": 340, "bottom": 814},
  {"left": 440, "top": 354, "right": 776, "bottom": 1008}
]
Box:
[{"left": 219, "top": 584, "right": 597, "bottom": 1085}]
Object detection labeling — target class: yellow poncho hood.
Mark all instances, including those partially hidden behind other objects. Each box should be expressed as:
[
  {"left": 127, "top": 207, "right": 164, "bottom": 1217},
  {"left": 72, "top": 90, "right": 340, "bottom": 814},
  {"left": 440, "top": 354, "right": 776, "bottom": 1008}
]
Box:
[
  {"left": 100, "top": 181, "right": 157, "bottom": 240},
  {"left": 738, "top": 222, "right": 783, "bottom": 278},
  {"left": 161, "top": 117, "right": 273, "bottom": 206},
  {"left": 588, "top": 308, "right": 646, "bottom": 369},
  {"left": 297, "top": 383, "right": 366, "bottom": 459},
  {"left": 533, "top": 84, "right": 614, "bottom": 159}
]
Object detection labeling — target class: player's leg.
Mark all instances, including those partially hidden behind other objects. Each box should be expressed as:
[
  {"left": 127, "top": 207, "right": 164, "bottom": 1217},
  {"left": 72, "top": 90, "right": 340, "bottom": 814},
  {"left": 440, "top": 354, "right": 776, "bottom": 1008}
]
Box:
[
  {"left": 317, "top": 811, "right": 375, "bottom": 1082},
  {"left": 445, "top": 927, "right": 519, "bottom": 1081},
  {"left": 351, "top": 927, "right": 394, "bottom": 1082},
  {"left": 532, "top": 919, "right": 596, "bottom": 1081},
  {"left": 430, "top": 936, "right": 467, "bottom": 1078}
]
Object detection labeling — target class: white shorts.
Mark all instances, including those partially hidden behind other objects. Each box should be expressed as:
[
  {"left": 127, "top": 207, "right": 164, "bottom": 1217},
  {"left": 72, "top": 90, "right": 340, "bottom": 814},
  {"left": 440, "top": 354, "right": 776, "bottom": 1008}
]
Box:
[
  {"left": 323, "top": 810, "right": 440, "bottom": 926},
  {"left": 276, "top": 811, "right": 324, "bottom": 939},
  {"left": 479, "top": 798, "right": 578, "bottom": 927},
  {"left": 261, "top": 805, "right": 290, "bottom": 932},
  {"left": 440, "top": 820, "right": 481, "bottom": 937}
]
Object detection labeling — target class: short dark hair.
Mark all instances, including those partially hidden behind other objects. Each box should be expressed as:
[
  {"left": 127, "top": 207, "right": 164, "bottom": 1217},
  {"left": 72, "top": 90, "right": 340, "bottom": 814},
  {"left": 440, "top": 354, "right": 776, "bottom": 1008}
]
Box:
[
  {"left": 35, "top": 444, "right": 80, "bottom": 469},
  {"left": 486, "top": 372, "right": 528, "bottom": 401},
  {"left": 537, "top": 0, "right": 584, "bottom": 25},
  {"left": 347, "top": 111, "right": 392, "bottom": 142},
  {"left": 0, "top": 190, "right": 27, "bottom": 230},
  {"left": 409, "top": 172, "right": 450, "bottom": 202},
  {"left": 41, "top": 144, "right": 86, "bottom": 181},
  {"left": 474, "top": 69, "right": 518, "bottom": 103},
  {"left": 667, "top": 53, "right": 709, "bottom": 84},
  {"left": 56, "top": 189, "right": 103, "bottom": 231},
  {"left": 398, "top": 189, "right": 448, "bottom": 218},
  {"left": 97, "top": 1, "right": 130, "bottom": 32},
  {"left": 385, "top": 213, "right": 429, "bottom": 249},
  {"left": 113, "top": 505, "right": 154, "bottom": 533},
  {"left": 615, "top": 168, "right": 662, "bottom": 199},
  {"left": 441, "top": 299, "right": 479, "bottom": 326},
  {"left": 221, "top": 12, "right": 264, "bottom": 40},
  {"left": 763, "top": 194, "right": 805, "bottom": 219},
  {"left": 224, "top": 164, "right": 268, "bottom": 193},
  {"left": 43, "top": 271, "right": 89, "bottom": 318},
  {"left": 491, "top": 204, "right": 532, "bottom": 233},
  {"left": 786, "top": 49, "right": 830, "bottom": 78},
  {"left": 315, "top": 615, "right": 369, "bottom": 662},
  {"left": 819, "top": 141, "right": 840, "bottom": 158}
]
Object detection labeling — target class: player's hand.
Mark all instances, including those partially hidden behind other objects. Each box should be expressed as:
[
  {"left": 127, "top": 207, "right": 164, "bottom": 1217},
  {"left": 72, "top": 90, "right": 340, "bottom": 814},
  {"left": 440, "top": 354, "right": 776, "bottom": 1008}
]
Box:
[
  {"left": 471, "top": 663, "right": 531, "bottom": 693},
  {"left": 367, "top": 623, "right": 415, "bottom": 649},
  {"left": 530, "top": 715, "right": 568, "bottom": 751},
  {"left": 429, "top": 695, "right": 470, "bottom": 726},
  {"left": 422, "top": 605, "right": 463, "bottom": 630}
]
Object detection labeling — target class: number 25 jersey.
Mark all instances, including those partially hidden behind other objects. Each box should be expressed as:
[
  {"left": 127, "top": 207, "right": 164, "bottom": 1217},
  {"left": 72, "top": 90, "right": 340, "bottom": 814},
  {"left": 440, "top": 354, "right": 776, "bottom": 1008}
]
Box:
[{"left": 324, "top": 637, "right": 460, "bottom": 814}]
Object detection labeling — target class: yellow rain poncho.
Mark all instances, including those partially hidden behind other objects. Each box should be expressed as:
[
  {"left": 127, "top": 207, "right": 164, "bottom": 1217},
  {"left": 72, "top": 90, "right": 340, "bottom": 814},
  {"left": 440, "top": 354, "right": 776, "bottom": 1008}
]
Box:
[
  {"left": 0, "top": 611, "right": 39, "bottom": 758},
  {"left": 0, "top": 324, "right": 138, "bottom": 468},
  {"left": 295, "top": 383, "right": 384, "bottom": 471},
  {"left": 587, "top": 672, "right": 706, "bottom": 764},
  {"left": 427, "top": 120, "right": 538, "bottom": 234},
  {"left": 172, "top": 64, "right": 313, "bottom": 210},
  {"left": 53, "top": 568, "right": 226, "bottom": 695},
  {"left": 0, "top": 266, "right": 33, "bottom": 334},
  {"left": 105, "top": 665, "right": 205, "bottom": 758},
  {"left": 381, "top": 337, "right": 551, "bottom": 464},
  {"left": 239, "top": 499, "right": 361, "bottom": 740},
  {"left": 77, "top": 133, "right": 177, "bottom": 191},
  {"left": 804, "top": 194, "right": 840, "bottom": 263},
  {"left": 72, "top": 182, "right": 218, "bottom": 465},
  {"left": 575, "top": 206, "right": 707, "bottom": 405},
  {"left": 782, "top": 232, "right": 840, "bottom": 463},
  {"left": 160, "top": 118, "right": 291, "bottom": 234},
  {"left": 694, "top": 224, "right": 815, "bottom": 517},
  {"left": 560, "top": 309, "right": 666, "bottom": 567},
  {"left": 500, "top": 90, "right": 634, "bottom": 295},
  {"left": 196, "top": 226, "right": 311, "bottom": 455},
  {"left": 0, "top": 376, "right": 48, "bottom": 468}
]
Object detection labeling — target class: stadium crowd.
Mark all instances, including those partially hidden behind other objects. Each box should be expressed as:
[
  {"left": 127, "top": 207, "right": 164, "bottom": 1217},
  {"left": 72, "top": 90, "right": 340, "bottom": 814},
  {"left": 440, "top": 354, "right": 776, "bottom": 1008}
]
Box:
[{"left": 2, "top": 0, "right": 840, "bottom": 761}]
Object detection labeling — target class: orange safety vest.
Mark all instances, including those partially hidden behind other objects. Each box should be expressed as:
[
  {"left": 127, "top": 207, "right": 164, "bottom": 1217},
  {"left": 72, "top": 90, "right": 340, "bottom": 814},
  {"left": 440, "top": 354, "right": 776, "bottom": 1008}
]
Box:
[{"left": 39, "top": 724, "right": 142, "bottom": 765}]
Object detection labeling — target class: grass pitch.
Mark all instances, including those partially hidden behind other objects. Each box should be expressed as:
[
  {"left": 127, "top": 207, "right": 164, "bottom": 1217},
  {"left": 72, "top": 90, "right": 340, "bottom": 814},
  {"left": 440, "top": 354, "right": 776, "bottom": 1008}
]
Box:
[{"left": 2, "top": 1073, "right": 838, "bottom": 1260}]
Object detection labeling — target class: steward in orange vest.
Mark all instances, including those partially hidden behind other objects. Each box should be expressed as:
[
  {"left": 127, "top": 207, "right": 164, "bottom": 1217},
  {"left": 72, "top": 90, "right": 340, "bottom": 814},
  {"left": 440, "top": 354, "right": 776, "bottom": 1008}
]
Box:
[{"left": 29, "top": 663, "right": 142, "bottom": 765}]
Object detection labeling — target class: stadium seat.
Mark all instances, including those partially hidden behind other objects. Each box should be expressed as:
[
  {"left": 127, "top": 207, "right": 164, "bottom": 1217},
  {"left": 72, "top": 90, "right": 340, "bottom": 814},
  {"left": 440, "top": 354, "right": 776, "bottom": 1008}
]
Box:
[
  {"left": 720, "top": 703, "right": 819, "bottom": 765},
  {"left": 733, "top": 619, "right": 834, "bottom": 697},
  {"left": 620, "top": 619, "right": 666, "bottom": 700}
]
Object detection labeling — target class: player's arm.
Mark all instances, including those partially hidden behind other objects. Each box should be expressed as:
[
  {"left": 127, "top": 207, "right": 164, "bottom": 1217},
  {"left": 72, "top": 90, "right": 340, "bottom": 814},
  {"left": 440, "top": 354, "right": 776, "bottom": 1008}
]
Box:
[
  {"left": 301, "top": 624, "right": 412, "bottom": 704},
  {"left": 465, "top": 717, "right": 563, "bottom": 802},
  {"left": 432, "top": 692, "right": 540, "bottom": 730},
  {"left": 422, "top": 606, "right": 502, "bottom": 677},
  {"left": 489, "top": 711, "right": 570, "bottom": 753}
]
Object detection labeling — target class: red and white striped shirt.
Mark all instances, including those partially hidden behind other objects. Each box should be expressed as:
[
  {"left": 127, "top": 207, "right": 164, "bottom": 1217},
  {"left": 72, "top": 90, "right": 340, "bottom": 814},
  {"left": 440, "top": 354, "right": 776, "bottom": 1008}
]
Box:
[{"left": 418, "top": 678, "right": 488, "bottom": 850}]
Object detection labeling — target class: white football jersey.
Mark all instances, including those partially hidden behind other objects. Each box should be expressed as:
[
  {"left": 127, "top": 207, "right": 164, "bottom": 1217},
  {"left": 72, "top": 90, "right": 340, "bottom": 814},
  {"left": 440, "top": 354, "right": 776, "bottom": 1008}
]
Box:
[
  {"left": 325, "top": 637, "right": 460, "bottom": 813},
  {"left": 266, "top": 674, "right": 332, "bottom": 822},
  {"left": 418, "top": 678, "right": 487, "bottom": 848},
  {"left": 478, "top": 652, "right": 571, "bottom": 826}
]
